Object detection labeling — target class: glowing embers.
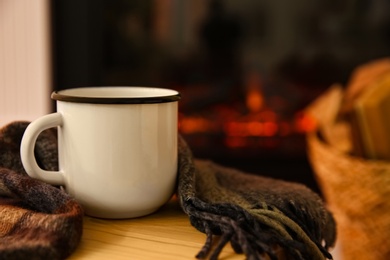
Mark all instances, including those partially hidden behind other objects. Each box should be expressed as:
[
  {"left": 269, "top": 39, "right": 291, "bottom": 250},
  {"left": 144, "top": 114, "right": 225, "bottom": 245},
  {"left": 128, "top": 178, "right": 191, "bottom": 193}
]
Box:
[
  {"left": 178, "top": 76, "right": 317, "bottom": 151},
  {"left": 224, "top": 110, "right": 283, "bottom": 137},
  {"left": 179, "top": 108, "right": 315, "bottom": 150}
]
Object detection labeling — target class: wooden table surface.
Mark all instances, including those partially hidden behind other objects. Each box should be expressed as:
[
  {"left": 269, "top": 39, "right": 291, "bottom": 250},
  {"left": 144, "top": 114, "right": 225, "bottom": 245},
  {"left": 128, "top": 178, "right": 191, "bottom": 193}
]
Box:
[{"left": 68, "top": 197, "right": 242, "bottom": 260}]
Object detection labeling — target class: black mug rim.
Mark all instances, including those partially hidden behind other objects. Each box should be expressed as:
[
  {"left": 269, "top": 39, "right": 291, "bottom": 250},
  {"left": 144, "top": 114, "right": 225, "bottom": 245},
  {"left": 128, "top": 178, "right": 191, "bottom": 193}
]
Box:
[{"left": 51, "top": 86, "right": 181, "bottom": 104}]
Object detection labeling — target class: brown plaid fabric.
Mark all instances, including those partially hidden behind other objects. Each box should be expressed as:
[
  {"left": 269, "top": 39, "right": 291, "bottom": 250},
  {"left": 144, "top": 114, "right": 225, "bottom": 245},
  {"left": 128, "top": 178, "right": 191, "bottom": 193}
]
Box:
[
  {"left": 0, "top": 121, "right": 336, "bottom": 260},
  {"left": 0, "top": 122, "right": 83, "bottom": 260}
]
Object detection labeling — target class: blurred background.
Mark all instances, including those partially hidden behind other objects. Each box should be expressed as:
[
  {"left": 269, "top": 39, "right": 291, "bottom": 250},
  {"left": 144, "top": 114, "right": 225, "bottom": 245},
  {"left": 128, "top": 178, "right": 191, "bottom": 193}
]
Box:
[{"left": 2, "top": 0, "right": 390, "bottom": 193}]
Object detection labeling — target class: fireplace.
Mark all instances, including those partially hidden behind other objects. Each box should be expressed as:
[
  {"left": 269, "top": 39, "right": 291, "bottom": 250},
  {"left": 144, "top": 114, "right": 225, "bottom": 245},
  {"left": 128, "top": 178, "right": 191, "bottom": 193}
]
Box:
[
  {"left": 51, "top": 0, "right": 390, "bottom": 193},
  {"left": 170, "top": 67, "right": 323, "bottom": 193},
  {"left": 178, "top": 80, "right": 316, "bottom": 154},
  {"left": 177, "top": 75, "right": 317, "bottom": 156}
]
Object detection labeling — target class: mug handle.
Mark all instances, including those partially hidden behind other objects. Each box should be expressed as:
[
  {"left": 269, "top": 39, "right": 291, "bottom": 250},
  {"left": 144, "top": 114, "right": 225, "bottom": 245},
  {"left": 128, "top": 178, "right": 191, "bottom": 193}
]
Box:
[{"left": 20, "top": 113, "right": 65, "bottom": 186}]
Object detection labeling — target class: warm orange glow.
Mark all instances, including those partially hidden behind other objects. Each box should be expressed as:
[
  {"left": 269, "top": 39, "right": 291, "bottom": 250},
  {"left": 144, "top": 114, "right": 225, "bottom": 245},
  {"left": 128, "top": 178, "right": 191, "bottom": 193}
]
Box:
[
  {"left": 180, "top": 109, "right": 316, "bottom": 142},
  {"left": 245, "top": 72, "right": 264, "bottom": 113},
  {"left": 224, "top": 120, "right": 281, "bottom": 137},
  {"left": 179, "top": 116, "right": 217, "bottom": 134},
  {"left": 178, "top": 79, "right": 316, "bottom": 150},
  {"left": 260, "top": 110, "right": 277, "bottom": 122},
  {"left": 263, "top": 122, "right": 278, "bottom": 136},
  {"left": 247, "top": 121, "right": 263, "bottom": 136},
  {"left": 246, "top": 89, "right": 264, "bottom": 113},
  {"left": 224, "top": 122, "right": 243, "bottom": 136},
  {"left": 294, "top": 112, "right": 317, "bottom": 132}
]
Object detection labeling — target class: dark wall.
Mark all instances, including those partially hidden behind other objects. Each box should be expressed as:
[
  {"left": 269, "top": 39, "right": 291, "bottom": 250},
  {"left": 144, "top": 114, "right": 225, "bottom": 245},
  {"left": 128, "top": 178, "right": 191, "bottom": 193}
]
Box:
[{"left": 51, "top": 0, "right": 106, "bottom": 90}]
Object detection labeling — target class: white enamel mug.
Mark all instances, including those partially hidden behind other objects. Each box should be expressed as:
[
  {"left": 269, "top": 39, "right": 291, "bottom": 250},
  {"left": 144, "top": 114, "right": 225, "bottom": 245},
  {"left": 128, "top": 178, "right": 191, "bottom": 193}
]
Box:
[{"left": 21, "top": 87, "right": 180, "bottom": 219}]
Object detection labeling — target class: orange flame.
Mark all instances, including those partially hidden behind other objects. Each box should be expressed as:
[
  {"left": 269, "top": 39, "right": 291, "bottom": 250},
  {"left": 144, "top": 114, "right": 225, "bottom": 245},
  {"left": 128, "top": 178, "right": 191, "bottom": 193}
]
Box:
[
  {"left": 246, "top": 89, "right": 264, "bottom": 113},
  {"left": 294, "top": 112, "right": 317, "bottom": 133},
  {"left": 246, "top": 72, "right": 264, "bottom": 113}
]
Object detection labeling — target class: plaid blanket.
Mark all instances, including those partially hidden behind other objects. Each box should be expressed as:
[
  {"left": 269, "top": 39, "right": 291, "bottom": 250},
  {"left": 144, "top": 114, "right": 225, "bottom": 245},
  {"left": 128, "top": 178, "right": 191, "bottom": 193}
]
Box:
[{"left": 0, "top": 121, "right": 336, "bottom": 259}]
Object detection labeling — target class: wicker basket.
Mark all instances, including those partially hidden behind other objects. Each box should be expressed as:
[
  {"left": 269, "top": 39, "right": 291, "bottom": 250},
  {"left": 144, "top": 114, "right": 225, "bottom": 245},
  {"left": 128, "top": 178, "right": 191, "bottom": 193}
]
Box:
[{"left": 307, "top": 131, "right": 390, "bottom": 260}]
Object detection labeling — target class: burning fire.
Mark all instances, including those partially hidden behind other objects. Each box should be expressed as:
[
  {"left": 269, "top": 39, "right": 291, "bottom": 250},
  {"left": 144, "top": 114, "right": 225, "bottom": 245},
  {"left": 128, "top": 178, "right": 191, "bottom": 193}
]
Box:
[
  {"left": 223, "top": 111, "right": 280, "bottom": 137},
  {"left": 178, "top": 74, "right": 317, "bottom": 149},
  {"left": 246, "top": 72, "right": 264, "bottom": 113}
]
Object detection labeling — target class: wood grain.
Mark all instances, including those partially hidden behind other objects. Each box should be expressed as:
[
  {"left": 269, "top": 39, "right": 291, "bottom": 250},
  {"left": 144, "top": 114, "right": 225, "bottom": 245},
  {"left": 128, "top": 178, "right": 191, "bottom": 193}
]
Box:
[{"left": 69, "top": 198, "right": 242, "bottom": 260}]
